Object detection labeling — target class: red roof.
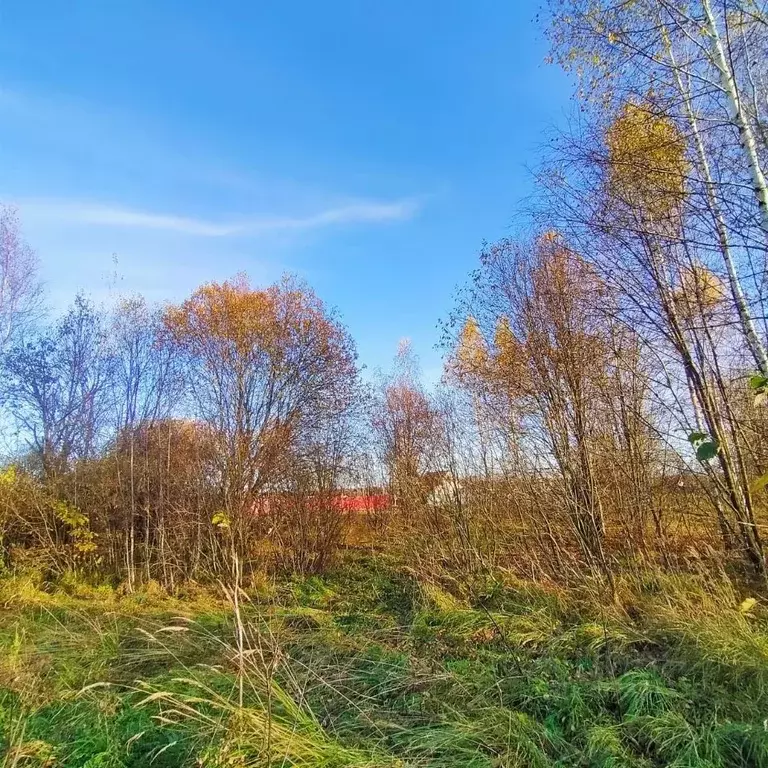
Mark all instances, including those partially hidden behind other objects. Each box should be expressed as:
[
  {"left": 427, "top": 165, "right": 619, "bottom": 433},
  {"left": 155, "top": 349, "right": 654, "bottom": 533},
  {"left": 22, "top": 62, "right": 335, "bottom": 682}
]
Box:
[
  {"left": 332, "top": 494, "right": 390, "bottom": 512},
  {"left": 248, "top": 493, "right": 390, "bottom": 515}
]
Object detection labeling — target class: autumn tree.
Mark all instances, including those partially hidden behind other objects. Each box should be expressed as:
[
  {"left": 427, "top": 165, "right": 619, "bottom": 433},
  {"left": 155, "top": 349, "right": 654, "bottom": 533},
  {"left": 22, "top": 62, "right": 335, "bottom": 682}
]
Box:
[
  {"left": 604, "top": 101, "right": 767, "bottom": 574},
  {"left": 448, "top": 235, "right": 635, "bottom": 577},
  {"left": 164, "top": 274, "right": 359, "bottom": 568},
  {"left": 539, "top": 26, "right": 768, "bottom": 573},
  {"left": 548, "top": 0, "right": 768, "bottom": 376},
  {"left": 371, "top": 341, "right": 440, "bottom": 513}
]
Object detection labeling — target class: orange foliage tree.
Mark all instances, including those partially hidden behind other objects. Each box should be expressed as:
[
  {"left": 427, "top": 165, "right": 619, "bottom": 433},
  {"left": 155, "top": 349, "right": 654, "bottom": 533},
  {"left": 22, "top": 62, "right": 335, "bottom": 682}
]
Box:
[{"left": 163, "top": 274, "right": 359, "bottom": 566}]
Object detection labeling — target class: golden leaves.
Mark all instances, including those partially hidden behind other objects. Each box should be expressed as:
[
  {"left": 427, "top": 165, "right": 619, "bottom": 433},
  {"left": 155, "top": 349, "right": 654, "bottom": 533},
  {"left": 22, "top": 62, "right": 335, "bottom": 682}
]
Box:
[
  {"left": 606, "top": 101, "right": 689, "bottom": 219},
  {"left": 675, "top": 263, "right": 726, "bottom": 317},
  {"left": 163, "top": 275, "right": 349, "bottom": 373},
  {"left": 164, "top": 275, "right": 273, "bottom": 359},
  {"left": 0, "top": 465, "right": 17, "bottom": 487},
  {"left": 211, "top": 510, "right": 231, "bottom": 529},
  {"left": 162, "top": 274, "right": 357, "bottom": 501},
  {"left": 55, "top": 501, "right": 97, "bottom": 556},
  {"left": 450, "top": 234, "right": 610, "bottom": 407},
  {"left": 453, "top": 316, "right": 488, "bottom": 378},
  {"left": 494, "top": 316, "right": 522, "bottom": 371}
]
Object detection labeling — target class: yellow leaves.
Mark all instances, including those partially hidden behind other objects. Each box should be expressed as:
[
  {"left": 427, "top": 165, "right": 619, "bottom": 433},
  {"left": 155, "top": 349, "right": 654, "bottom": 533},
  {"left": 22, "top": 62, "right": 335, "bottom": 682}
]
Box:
[
  {"left": 449, "top": 312, "right": 529, "bottom": 397},
  {"left": 0, "top": 465, "right": 17, "bottom": 487},
  {"left": 55, "top": 502, "right": 98, "bottom": 556},
  {"left": 494, "top": 316, "right": 522, "bottom": 371},
  {"left": 73, "top": 537, "right": 98, "bottom": 555},
  {"left": 451, "top": 234, "right": 611, "bottom": 413},
  {"left": 535, "top": 231, "right": 603, "bottom": 305},
  {"left": 541, "top": 229, "right": 561, "bottom": 245},
  {"left": 163, "top": 273, "right": 357, "bottom": 502},
  {"left": 164, "top": 274, "right": 348, "bottom": 372},
  {"left": 211, "top": 510, "right": 231, "bottom": 529},
  {"left": 164, "top": 274, "right": 275, "bottom": 359},
  {"left": 453, "top": 317, "right": 488, "bottom": 377},
  {"left": 0, "top": 466, "right": 17, "bottom": 523},
  {"left": 55, "top": 501, "right": 88, "bottom": 529},
  {"left": 678, "top": 264, "right": 725, "bottom": 310},
  {"left": 491, "top": 315, "right": 530, "bottom": 396},
  {"left": 163, "top": 274, "right": 357, "bottom": 410},
  {"left": 674, "top": 263, "right": 726, "bottom": 322},
  {"left": 606, "top": 101, "right": 689, "bottom": 220},
  {"left": 739, "top": 597, "right": 758, "bottom": 616}
]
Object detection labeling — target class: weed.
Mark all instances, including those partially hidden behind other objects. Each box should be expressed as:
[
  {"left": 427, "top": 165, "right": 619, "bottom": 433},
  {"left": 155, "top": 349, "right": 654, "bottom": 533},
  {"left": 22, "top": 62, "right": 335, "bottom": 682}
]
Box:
[{"left": 3, "top": 558, "right": 768, "bottom": 767}]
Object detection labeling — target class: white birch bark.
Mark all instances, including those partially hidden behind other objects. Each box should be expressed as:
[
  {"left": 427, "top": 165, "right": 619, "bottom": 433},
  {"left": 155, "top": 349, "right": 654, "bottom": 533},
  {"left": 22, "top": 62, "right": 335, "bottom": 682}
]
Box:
[
  {"left": 702, "top": 0, "right": 768, "bottom": 238},
  {"left": 663, "top": 25, "right": 768, "bottom": 374}
]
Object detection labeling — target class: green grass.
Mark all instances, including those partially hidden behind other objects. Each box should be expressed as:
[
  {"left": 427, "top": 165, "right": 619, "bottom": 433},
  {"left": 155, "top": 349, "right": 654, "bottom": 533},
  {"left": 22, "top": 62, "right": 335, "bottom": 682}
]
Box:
[{"left": 2, "top": 556, "right": 768, "bottom": 766}]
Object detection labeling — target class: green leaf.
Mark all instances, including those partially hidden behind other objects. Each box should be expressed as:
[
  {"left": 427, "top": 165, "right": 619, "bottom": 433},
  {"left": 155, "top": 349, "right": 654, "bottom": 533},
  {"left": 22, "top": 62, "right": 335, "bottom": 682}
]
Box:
[
  {"left": 687, "top": 431, "right": 708, "bottom": 445},
  {"left": 696, "top": 441, "right": 718, "bottom": 462},
  {"left": 749, "top": 374, "right": 768, "bottom": 391}
]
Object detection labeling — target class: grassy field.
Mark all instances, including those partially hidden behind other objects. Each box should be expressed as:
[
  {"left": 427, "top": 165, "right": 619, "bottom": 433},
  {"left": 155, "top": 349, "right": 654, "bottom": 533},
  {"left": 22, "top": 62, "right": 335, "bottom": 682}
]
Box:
[{"left": 2, "top": 556, "right": 768, "bottom": 767}]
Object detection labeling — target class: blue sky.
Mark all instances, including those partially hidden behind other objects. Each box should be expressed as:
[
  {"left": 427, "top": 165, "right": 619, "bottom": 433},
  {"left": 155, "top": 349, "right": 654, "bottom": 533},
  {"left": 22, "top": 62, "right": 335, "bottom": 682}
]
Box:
[{"left": 0, "top": 0, "right": 572, "bottom": 381}]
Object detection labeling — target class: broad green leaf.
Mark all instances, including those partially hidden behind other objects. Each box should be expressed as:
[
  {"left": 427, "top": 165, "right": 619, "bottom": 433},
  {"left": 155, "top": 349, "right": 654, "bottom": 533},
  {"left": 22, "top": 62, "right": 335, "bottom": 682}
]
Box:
[{"left": 696, "top": 441, "right": 718, "bottom": 462}]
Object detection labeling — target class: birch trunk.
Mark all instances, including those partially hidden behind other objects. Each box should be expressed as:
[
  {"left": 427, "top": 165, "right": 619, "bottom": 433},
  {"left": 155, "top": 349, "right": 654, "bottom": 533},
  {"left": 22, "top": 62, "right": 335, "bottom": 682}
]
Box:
[
  {"left": 662, "top": 26, "right": 768, "bottom": 374},
  {"left": 701, "top": 0, "right": 768, "bottom": 239}
]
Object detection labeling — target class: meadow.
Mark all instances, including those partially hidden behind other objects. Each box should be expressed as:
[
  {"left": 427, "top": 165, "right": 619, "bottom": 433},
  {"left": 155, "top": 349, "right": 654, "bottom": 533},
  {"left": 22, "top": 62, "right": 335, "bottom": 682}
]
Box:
[
  {"left": 3, "top": 553, "right": 768, "bottom": 768},
  {"left": 4, "top": 1, "right": 768, "bottom": 766}
]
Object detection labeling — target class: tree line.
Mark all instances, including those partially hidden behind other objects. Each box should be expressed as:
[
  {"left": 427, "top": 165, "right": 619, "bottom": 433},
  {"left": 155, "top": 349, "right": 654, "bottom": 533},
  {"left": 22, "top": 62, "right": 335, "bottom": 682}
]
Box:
[{"left": 3, "top": 0, "right": 768, "bottom": 591}]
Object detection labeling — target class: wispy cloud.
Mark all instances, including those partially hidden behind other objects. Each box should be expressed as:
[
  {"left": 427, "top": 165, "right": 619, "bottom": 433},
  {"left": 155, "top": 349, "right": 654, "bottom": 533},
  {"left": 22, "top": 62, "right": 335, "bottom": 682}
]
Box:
[
  {"left": 18, "top": 197, "right": 421, "bottom": 237},
  {"left": 255, "top": 200, "right": 421, "bottom": 231}
]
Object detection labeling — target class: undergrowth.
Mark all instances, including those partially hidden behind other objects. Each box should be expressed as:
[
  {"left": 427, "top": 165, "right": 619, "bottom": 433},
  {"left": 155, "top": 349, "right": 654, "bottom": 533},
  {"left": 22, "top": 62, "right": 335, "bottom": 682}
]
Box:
[{"left": 1, "top": 555, "right": 768, "bottom": 767}]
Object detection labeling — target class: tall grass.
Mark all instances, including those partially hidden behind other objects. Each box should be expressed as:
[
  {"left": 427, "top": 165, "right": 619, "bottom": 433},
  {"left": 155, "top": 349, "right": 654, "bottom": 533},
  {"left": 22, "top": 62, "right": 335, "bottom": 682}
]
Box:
[{"left": 2, "top": 556, "right": 768, "bottom": 766}]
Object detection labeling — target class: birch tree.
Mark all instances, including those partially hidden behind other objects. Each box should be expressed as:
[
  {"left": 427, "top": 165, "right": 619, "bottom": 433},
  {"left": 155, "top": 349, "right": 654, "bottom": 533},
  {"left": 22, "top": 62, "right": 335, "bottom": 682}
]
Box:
[
  {"left": 548, "top": 0, "right": 768, "bottom": 375},
  {"left": 538, "top": 82, "right": 767, "bottom": 573}
]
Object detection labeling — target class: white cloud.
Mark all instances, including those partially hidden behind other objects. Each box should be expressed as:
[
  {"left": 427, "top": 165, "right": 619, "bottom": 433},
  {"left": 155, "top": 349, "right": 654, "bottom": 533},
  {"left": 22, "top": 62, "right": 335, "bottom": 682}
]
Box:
[
  {"left": 252, "top": 199, "right": 420, "bottom": 231},
  {"left": 17, "top": 197, "right": 420, "bottom": 238}
]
